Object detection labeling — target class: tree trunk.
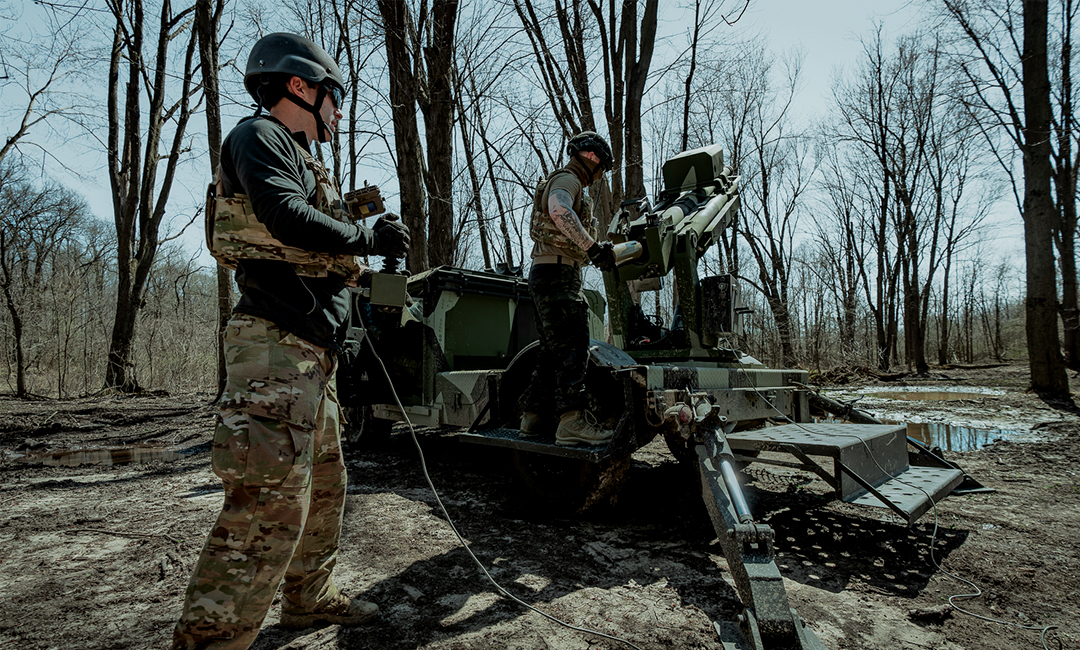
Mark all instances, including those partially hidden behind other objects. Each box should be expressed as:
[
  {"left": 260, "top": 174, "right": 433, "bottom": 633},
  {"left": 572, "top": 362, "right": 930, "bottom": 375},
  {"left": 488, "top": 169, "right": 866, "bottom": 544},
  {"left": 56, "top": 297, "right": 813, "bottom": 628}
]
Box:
[
  {"left": 379, "top": 0, "right": 429, "bottom": 273},
  {"left": 555, "top": 0, "right": 596, "bottom": 131},
  {"left": 1022, "top": 0, "right": 1070, "bottom": 397},
  {"left": 195, "top": 0, "right": 230, "bottom": 400},
  {"left": 105, "top": 0, "right": 198, "bottom": 391},
  {"left": 620, "top": 0, "right": 657, "bottom": 203},
  {"left": 939, "top": 252, "right": 953, "bottom": 365},
  {"left": 421, "top": 0, "right": 459, "bottom": 269},
  {"left": 680, "top": 0, "right": 701, "bottom": 152},
  {"left": 1057, "top": 215, "right": 1079, "bottom": 368},
  {"left": 1055, "top": 0, "right": 1079, "bottom": 369},
  {"left": 0, "top": 252, "right": 27, "bottom": 397},
  {"left": 455, "top": 67, "right": 491, "bottom": 270}
]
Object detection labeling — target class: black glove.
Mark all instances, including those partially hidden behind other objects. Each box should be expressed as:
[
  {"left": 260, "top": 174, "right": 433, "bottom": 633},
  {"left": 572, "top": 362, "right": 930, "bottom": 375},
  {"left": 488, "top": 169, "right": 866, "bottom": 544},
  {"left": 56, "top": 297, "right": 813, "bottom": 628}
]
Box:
[
  {"left": 586, "top": 241, "right": 617, "bottom": 272},
  {"left": 372, "top": 215, "right": 410, "bottom": 258}
]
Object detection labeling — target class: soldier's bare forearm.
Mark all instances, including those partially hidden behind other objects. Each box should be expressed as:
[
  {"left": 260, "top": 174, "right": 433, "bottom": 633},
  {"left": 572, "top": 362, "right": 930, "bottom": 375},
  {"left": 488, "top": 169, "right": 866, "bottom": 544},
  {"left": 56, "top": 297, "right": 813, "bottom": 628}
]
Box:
[{"left": 548, "top": 189, "right": 595, "bottom": 251}]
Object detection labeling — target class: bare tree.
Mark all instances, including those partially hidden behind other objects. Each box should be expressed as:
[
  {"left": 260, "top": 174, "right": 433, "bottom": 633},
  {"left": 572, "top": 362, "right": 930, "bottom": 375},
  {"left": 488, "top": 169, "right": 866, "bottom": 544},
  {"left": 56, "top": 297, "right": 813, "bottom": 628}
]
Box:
[
  {"left": 718, "top": 47, "right": 812, "bottom": 368},
  {"left": 376, "top": 0, "right": 459, "bottom": 273},
  {"left": 942, "top": 0, "right": 1071, "bottom": 396},
  {"left": 454, "top": 65, "right": 493, "bottom": 270},
  {"left": 0, "top": 164, "right": 93, "bottom": 397},
  {"left": 1020, "top": 0, "right": 1069, "bottom": 396},
  {"left": 829, "top": 29, "right": 971, "bottom": 373},
  {"left": 814, "top": 142, "right": 870, "bottom": 366},
  {"left": 104, "top": 0, "right": 201, "bottom": 391},
  {"left": 926, "top": 106, "right": 996, "bottom": 366},
  {"left": 0, "top": 4, "right": 91, "bottom": 169},
  {"left": 515, "top": 0, "right": 659, "bottom": 230}
]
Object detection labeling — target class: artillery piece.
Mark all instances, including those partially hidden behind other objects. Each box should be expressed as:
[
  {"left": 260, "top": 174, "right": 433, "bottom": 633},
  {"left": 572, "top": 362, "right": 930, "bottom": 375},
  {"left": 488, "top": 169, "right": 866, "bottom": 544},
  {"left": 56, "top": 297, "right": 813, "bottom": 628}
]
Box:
[{"left": 339, "top": 144, "right": 970, "bottom": 650}]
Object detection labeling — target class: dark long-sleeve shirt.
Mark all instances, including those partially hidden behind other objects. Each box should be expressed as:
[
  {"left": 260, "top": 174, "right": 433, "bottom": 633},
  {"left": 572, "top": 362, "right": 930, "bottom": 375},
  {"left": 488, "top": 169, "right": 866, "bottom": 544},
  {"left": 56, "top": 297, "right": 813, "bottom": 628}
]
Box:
[{"left": 220, "top": 115, "right": 374, "bottom": 349}]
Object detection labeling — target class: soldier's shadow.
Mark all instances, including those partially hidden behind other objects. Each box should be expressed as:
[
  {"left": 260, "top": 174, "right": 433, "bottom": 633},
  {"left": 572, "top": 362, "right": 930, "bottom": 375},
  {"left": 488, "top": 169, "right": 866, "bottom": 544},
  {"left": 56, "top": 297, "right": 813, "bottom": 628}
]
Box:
[
  {"left": 251, "top": 432, "right": 741, "bottom": 649},
  {"left": 249, "top": 431, "right": 971, "bottom": 649}
]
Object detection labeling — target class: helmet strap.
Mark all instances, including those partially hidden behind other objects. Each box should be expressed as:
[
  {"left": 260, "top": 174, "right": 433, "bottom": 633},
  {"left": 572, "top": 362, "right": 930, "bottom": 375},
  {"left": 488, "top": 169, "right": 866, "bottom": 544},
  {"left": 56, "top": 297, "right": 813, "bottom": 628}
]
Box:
[
  {"left": 283, "top": 83, "right": 332, "bottom": 142},
  {"left": 253, "top": 84, "right": 268, "bottom": 117}
]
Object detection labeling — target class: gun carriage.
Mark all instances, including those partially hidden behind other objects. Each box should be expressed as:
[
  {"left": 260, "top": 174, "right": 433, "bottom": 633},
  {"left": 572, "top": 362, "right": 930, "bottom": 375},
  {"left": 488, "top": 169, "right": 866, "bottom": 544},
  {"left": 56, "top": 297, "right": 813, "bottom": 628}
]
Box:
[{"left": 339, "top": 144, "right": 972, "bottom": 650}]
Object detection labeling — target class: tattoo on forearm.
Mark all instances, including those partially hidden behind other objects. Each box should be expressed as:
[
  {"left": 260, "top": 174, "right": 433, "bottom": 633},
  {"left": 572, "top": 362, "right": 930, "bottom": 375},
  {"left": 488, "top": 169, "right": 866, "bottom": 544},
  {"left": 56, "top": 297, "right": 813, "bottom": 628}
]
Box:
[{"left": 548, "top": 189, "right": 593, "bottom": 250}]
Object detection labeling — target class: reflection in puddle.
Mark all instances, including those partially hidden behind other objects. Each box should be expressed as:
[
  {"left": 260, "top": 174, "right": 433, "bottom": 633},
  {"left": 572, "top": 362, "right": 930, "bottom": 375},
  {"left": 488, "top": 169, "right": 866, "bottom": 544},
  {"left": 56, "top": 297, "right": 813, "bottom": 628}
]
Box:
[
  {"left": 869, "top": 391, "right": 994, "bottom": 401},
  {"left": 816, "top": 417, "right": 1023, "bottom": 452},
  {"left": 901, "top": 422, "right": 1020, "bottom": 452},
  {"left": 16, "top": 443, "right": 205, "bottom": 467}
]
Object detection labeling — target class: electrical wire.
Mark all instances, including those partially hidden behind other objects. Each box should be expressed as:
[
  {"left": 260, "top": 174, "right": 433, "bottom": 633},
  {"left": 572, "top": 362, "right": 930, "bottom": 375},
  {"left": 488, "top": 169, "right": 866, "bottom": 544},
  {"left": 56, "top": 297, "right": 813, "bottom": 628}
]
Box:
[
  {"left": 733, "top": 366, "right": 1061, "bottom": 650},
  {"left": 362, "top": 333, "right": 644, "bottom": 650}
]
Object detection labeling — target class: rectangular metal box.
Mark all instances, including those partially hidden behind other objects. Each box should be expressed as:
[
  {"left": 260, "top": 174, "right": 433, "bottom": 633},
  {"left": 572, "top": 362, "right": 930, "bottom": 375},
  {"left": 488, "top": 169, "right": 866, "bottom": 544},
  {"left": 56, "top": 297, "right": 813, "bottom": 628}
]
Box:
[{"left": 663, "top": 144, "right": 724, "bottom": 192}]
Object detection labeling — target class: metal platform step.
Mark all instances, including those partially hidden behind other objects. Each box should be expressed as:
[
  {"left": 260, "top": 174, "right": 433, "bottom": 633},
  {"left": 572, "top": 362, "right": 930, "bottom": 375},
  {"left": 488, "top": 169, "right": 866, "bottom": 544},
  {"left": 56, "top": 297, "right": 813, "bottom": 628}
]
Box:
[
  {"left": 727, "top": 422, "right": 962, "bottom": 525},
  {"left": 849, "top": 465, "right": 963, "bottom": 524},
  {"left": 455, "top": 427, "right": 609, "bottom": 461}
]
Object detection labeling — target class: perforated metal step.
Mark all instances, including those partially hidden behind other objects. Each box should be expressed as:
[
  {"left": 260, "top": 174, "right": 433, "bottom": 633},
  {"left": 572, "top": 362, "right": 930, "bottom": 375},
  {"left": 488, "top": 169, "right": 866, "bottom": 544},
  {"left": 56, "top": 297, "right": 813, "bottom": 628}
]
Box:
[
  {"left": 727, "top": 423, "right": 961, "bottom": 524},
  {"left": 850, "top": 465, "right": 963, "bottom": 524}
]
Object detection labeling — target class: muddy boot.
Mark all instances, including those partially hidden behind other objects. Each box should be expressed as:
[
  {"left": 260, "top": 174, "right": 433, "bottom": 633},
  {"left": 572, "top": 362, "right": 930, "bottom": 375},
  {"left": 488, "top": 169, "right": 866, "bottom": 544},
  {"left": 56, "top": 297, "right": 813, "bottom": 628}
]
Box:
[
  {"left": 279, "top": 593, "right": 378, "bottom": 629},
  {"left": 519, "top": 411, "right": 557, "bottom": 438},
  {"left": 555, "top": 410, "right": 613, "bottom": 447}
]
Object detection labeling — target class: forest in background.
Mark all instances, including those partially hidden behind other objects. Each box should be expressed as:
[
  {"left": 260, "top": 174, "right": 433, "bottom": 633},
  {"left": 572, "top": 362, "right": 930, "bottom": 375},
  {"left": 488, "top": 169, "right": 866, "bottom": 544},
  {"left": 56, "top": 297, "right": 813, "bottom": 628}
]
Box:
[{"left": 0, "top": 0, "right": 1074, "bottom": 398}]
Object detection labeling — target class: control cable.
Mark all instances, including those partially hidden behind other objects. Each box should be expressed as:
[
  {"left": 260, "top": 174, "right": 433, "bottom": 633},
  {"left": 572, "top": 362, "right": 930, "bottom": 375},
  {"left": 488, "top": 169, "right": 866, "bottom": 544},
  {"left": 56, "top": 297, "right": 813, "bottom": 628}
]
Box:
[{"left": 362, "top": 333, "right": 644, "bottom": 650}]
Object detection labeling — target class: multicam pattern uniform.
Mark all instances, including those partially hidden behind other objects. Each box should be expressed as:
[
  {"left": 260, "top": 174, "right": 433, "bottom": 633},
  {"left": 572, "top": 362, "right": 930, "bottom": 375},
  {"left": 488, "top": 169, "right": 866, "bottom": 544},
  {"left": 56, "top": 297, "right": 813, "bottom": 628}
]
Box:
[
  {"left": 205, "top": 140, "right": 363, "bottom": 283},
  {"left": 173, "top": 315, "right": 347, "bottom": 650}
]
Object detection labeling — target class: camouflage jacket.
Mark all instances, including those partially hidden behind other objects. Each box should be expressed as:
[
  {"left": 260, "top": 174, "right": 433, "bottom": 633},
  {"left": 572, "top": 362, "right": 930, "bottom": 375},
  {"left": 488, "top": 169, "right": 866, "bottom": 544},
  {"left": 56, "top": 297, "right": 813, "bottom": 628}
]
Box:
[
  {"left": 206, "top": 139, "right": 362, "bottom": 283},
  {"left": 529, "top": 158, "right": 598, "bottom": 258}
]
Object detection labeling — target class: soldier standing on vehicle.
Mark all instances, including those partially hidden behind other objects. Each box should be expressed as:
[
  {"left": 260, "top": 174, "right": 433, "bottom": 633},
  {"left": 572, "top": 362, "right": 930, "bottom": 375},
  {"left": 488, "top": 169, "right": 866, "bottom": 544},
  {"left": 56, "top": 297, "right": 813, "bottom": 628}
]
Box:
[
  {"left": 518, "top": 131, "right": 618, "bottom": 446},
  {"left": 172, "top": 33, "right": 409, "bottom": 650}
]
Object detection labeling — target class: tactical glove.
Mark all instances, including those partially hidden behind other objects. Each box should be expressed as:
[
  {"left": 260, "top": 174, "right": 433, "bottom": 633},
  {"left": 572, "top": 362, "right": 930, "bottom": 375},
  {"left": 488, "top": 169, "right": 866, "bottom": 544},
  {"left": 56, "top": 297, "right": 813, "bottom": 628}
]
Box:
[
  {"left": 372, "top": 215, "right": 410, "bottom": 258},
  {"left": 586, "top": 241, "right": 617, "bottom": 272}
]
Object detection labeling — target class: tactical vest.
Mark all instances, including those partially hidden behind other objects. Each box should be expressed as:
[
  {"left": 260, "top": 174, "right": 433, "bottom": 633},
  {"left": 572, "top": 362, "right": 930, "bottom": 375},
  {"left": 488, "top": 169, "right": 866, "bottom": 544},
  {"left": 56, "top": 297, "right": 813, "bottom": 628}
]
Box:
[
  {"left": 205, "top": 139, "right": 362, "bottom": 282},
  {"left": 529, "top": 168, "right": 598, "bottom": 256}
]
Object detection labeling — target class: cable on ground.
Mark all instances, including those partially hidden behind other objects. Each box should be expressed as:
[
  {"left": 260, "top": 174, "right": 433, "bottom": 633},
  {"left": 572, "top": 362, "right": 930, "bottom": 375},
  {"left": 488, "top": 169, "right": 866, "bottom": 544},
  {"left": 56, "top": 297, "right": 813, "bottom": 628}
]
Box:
[{"left": 362, "top": 333, "right": 644, "bottom": 650}]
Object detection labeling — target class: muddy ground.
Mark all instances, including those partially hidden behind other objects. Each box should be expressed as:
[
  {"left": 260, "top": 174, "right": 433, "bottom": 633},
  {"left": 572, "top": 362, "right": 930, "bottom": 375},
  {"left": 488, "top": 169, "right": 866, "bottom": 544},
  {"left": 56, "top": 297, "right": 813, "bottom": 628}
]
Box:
[{"left": 0, "top": 363, "right": 1078, "bottom": 650}]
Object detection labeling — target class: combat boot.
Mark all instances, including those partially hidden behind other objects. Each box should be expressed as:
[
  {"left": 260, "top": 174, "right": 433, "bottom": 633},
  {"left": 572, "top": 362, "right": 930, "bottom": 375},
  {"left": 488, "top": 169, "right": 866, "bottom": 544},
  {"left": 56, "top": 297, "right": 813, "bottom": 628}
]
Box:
[
  {"left": 519, "top": 411, "right": 556, "bottom": 438},
  {"left": 555, "top": 410, "right": 613, "bottom": 446},
  {"left": 279, "top": 593, "right": 378, "bottom": 629}
]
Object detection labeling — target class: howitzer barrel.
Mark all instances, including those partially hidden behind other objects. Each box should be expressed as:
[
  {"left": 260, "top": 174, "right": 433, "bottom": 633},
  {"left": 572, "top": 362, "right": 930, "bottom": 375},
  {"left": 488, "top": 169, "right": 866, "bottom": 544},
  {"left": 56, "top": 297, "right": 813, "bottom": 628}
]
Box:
[
  {"left": 659, "top": 188, "right": 713, "bottom": 229},
  {"left": 677, "top": 187, "right": 736, "bottom": 242}
]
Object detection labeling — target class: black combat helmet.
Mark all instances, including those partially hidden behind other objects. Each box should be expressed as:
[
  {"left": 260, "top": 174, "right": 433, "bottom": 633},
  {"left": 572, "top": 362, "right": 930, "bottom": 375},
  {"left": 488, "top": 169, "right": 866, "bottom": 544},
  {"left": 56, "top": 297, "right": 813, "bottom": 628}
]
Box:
[
  {"left": 245, "top": 33, "right": 345, "bottom": 141},
  {"left": 567, "top": 131, "right": 613, "bottom": 172}
]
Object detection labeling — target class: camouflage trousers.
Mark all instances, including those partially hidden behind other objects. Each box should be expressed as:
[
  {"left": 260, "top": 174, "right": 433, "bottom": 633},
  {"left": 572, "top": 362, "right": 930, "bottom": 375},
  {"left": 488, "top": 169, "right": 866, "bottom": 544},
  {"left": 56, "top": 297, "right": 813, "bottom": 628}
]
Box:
[
  {"left": 519, "top": 262, "right": 589, "bottom": 416},
  {"left": 173, "top": 314, "right": 347, "bottom": 650}
]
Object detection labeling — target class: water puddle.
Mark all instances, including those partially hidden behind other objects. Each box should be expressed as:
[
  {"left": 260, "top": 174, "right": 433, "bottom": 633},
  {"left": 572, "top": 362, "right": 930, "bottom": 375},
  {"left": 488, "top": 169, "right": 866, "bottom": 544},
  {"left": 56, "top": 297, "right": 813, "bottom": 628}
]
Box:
[
  {"left": 900, "top": 422, "right": 1025, "bottom": 452},
  {"left": 815, "top": 416, "right": 1025, "bottom": 452},
  {"left": 13, "top": 442, "right": 208, "bottom": 467},
  {"left": 868, "top": 390, "right": 995, "bottom": 401}
]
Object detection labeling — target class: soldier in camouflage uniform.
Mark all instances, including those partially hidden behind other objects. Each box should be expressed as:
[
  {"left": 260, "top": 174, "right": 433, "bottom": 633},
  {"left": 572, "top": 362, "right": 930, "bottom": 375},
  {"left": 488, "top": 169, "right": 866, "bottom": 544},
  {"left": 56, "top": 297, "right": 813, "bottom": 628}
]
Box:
[
  {"left": 172, "top": 33, "right": 409, "bottom": 650},
  {"left": 518, "top": 132, "right": 618, "bottom": 446}
]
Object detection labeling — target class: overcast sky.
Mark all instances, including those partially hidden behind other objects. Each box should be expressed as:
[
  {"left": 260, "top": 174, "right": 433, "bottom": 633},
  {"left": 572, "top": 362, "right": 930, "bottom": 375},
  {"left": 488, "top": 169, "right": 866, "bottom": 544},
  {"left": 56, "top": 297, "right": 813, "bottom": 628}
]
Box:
[{"left": 738, "top": 0, "right": 922, "bottom": 114}]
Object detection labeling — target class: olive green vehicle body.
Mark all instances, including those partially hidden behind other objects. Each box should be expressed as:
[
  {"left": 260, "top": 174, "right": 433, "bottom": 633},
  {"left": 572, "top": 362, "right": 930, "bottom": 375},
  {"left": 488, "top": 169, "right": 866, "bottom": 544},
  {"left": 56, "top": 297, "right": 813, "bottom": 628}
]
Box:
[
  {"left": 337, "top": 145, "right": 967, "bottom": 650},
  {"left": 339, "top": 144, "right": 811, "bottom": 461}
]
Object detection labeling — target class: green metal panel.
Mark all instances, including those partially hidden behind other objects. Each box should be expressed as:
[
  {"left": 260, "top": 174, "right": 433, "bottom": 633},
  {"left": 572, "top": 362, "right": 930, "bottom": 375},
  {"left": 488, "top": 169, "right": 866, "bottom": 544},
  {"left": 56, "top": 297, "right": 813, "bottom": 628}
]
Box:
[
  {"left": 443, "top": 293, "right": 516, "bottom": 369},
  {"left": 583, "top": 288, "right": 606, "bottom": 340},
  {"left": 662, "top": 144, "right": 724, "bottom": 193}
]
